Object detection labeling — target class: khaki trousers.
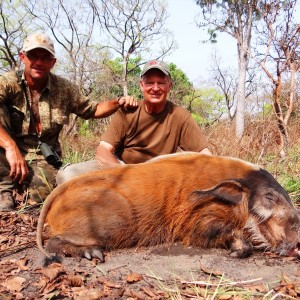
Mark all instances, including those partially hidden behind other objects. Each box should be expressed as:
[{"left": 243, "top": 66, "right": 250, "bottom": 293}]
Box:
[{"left": 0, "top": 106, "right": 57, "bottom": 202}]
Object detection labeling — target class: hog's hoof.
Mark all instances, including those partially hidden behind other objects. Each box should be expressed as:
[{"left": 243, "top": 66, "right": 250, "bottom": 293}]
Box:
[
  {"left": 46, "top": 236, "right": 103, "bottom": 260},
  {"left": 229, "top": 239, "right": 253, "bottom": 258},
  {"left": 284, "top": 242, "right": 300, "bottom": 258},
  {"left": 46, "top": 236, "right": 72, "bottom": 256},
  {"left": 84, "top": 248, "right": 105, "bottom": 262}
]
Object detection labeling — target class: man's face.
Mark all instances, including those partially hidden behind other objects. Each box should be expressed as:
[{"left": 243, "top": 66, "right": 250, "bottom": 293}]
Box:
[
  {"left": 140, "top": 69, "right": 172, "bottom": 105},
  {"left": 20, "top": 48, "right": 56, "bottom": 81}
]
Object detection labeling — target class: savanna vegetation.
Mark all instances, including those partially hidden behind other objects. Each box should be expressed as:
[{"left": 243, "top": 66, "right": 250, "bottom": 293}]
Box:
[
  {"left": 0, "top": 0, "right": 299, "bottom": 197},
  {"left": 1, "top": 2, "right": 300, "bottom": 299}
]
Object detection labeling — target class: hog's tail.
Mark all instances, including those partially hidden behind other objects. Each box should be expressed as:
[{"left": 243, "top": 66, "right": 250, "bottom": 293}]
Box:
[{"left": 36, "top": 186, "right": 62, "bottom": 263}]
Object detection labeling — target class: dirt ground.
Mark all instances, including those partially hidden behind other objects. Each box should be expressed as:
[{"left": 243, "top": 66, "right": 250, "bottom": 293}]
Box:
[{"left": 0, "top": 210, "right": 300, "bottom": 299}]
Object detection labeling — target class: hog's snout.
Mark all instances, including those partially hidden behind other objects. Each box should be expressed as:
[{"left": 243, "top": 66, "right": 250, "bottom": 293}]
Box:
[
  {"left": 274, "top": 240, "right": 300, "bottom": 258},
  {"left": 285, "top": 242, "right": 300, "bottom": 258}
]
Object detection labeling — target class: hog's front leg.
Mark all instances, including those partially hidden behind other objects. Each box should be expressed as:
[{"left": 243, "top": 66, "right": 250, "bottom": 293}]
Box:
[{"left": 229, "top": 231, "right": 253, "bottom": 258}]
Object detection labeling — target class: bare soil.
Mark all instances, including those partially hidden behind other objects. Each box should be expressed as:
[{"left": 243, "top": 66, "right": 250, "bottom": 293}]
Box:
[{"left": 0, "top": 209, "right": 299, "bottom": 299}]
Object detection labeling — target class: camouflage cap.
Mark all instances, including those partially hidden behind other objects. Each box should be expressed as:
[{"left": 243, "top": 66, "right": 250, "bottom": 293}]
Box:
[
  {"left": 141, "top": 60, "right": 170, "bottom": 76},
  {"left": 22, "top": 33, "right": 55, "bottom": 56}
]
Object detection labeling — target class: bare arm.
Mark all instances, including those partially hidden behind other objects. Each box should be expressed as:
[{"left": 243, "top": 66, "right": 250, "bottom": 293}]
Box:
[
  {"left": 0, "top": 125, "right": 28, "bottom": 183},
  {"left": 93, "top": 96, "right": 138, "bottom": 118},
  {"left": 95, "top": 141, "right": 121, "bottom": 166}
]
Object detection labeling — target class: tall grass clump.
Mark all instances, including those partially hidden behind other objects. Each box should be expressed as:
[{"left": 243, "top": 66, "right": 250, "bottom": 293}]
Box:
[
  {"left": 61, "top": 118, "right": 109, "bottom": 164},
  {"left": 201, "top": 115, "right": 300, "bottom": 203},
  {"left": 60, "top": 114, "right": 300, "bottom": 203}
]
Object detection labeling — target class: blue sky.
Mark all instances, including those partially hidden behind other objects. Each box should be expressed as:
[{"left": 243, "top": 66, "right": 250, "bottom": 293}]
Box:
[
  {"left": 166, "top": 0, "right": 300, "bottom": 86},
  {"left": 166, "top": 0, "right": 238, "bottom": 85}
]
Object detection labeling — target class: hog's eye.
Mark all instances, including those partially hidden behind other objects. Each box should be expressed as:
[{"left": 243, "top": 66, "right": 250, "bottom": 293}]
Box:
[
  {"left": 265, "top": 193, "right": 276, "bottom": 201},
  {"left": 291, "top": 223, "right": 298, "bottom": 231}
]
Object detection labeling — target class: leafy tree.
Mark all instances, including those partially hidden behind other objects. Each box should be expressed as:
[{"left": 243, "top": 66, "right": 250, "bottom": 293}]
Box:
[
  {"left": 209, "top": 51, "right": 259, "bottom": 121},
  {"left": 166, "top": 63, "right": 227, "bottom": 125},
  {"left": 91, "top": 57, "right": 143, "bottom": 100},
  {"left": 21, "top": 0, "right": 101, "bottom": 92},
  {"left": 195, "top": 0, "right": 260, "bottom": 138},
  {"left": 184, "top": 87, "right": 225, "bottom": 125},
  {"left": 209, "top": 52, "right": 237, "bottom": 121},
  {"left": 0, "top": 0, "right": 34, "bottom": 72},
  {"left": 168, "top": 63, "right": 194, "bottom": 106},
  {"left": 253, "top": 0, "right": 300, "bottom": 157},
  {"left": 89, "top": 0, "right": 176, "bottom": 95},
  {"left": 21, "top": 0, "right": 110, "bottom": 135}
]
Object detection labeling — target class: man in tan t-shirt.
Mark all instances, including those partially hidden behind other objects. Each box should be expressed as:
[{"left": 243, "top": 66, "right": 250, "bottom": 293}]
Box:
[{"left": 57, "top": 60, "right": 212, "bottom": 184}]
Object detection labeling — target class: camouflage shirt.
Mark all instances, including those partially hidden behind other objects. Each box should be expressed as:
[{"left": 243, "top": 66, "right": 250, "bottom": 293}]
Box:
[{"left": 0, "top": 71, "right": 98, "bottom": 160}]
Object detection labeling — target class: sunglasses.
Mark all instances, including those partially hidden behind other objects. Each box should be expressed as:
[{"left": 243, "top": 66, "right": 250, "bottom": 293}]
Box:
[
  {"left": 24, "top": 52, "right": 55, "bottom": 62},
  {"left": 143, "top": 82, "right": 169, "bottom": 89}
]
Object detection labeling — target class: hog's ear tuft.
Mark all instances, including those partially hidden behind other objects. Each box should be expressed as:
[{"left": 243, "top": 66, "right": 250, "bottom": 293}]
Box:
[{"left": 189, "top": 180, "right": 249, "bottom": 206}]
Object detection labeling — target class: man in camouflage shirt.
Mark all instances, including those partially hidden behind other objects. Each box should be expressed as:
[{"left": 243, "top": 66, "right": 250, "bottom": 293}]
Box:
[{"left": 0, "top": 33, "right": 137, "bottom": 211}]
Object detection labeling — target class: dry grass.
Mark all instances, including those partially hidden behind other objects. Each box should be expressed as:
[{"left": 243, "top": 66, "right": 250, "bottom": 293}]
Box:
[
  {"left": 206, "top": 117, "right": 281, "bottom": 160},
  {"left": 204, "top": 116, "right": 300, "bottom": 203},
  {"left": 60, "top": 115, "right": 300, "bottom": 202}
]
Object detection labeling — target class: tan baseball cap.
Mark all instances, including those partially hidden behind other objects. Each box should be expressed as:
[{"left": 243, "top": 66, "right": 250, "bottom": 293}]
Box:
[
  {"left": 141, "top": 60, "right": 170, "bottom": 76},
  {"left": 22, "top": 33, "right": 55, "bottom": 56}
]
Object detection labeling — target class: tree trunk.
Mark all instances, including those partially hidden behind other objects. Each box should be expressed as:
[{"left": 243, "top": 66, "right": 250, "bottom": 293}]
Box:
[
  {"left": 235, "top": 45, "right": 248, "bottom": 139},
  {"left": 272, "top": 78, "right": 289, "bottom": 158},
  {"left": 122, "top": 57, "right": 129, "bottom": 96}
]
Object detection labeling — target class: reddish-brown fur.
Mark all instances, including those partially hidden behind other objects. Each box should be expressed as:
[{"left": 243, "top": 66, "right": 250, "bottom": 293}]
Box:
[{"left": 37, "top": 153, "right": 300, "bottom": 260}]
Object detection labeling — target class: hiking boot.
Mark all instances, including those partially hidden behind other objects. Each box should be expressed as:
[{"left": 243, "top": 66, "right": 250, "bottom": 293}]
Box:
[{"left": 0, "top": 191, "right": 15, "bottom": 212}]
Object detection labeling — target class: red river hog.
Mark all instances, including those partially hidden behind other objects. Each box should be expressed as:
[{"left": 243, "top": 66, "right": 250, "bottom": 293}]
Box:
[{"left": 36, "top": 153, "right": 300, "bottom": 262}]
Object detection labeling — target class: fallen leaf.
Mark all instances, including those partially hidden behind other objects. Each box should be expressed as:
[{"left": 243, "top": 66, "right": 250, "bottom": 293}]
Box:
[
  {"left": 127, "top": 272, "right": 143, "bottom": 283},
  {"left": 110, "top": 287, "right": 126, "bottom": 298},
  {"left": 124, "top": 288, "right": 147, "bottom": 299},
  {"left": 42, "top": 281, "right": 61, "bottom": 295},
  {"left": 1, "top": 276, "right": 26, "bottom": 292},
  {"left": 16, "top": 258, "right": 29, "bottom": 271},
  {"left": 1, "top": 264, "right": 18, "bottom": 274},
  {"left": 140, "top": 286, "right": 158, "bottom": 297},
  {"left": 247, "top": 284, "right": 267, "bottom": 293},
  {"left": 19, "top": 214, "right": 31, "bottom": 222},
  {"left": 0, "top": 259, "right": 9, "bottom": 265},
  {"left": 11, "top": 268, "right": 21, "bottom": 275},
  {"left": 73, "top": 288, "right": 105, "bottom": 300},
  {"left": 98, "top": 277, "right": 122, "bottom": 288},
  {"left": 103, "top": 284, "right": 111, "bottom": 296},
  {"left": 294, "top": 284, "right": 300, "bottom": 294},
  {"left": 15, "top": 292, "right": 24, "bottom": 300},
  {"left": 39, "top": 263, "right": 65, "bottom": 281},
  {"left": 200, "top": 264, "right": 224, "bottom": 276},
  {"left": 288, "top": 289, "right": 298, "bottom": 297},
  {"left": 12, "top": 235, "right": 20, "bottom": 247},
  {"left": 33, "top": 276, "right": 48, "bottom": 290},
  {"left": 67, "top": 275, "right": 84, "bottom": 287}
]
